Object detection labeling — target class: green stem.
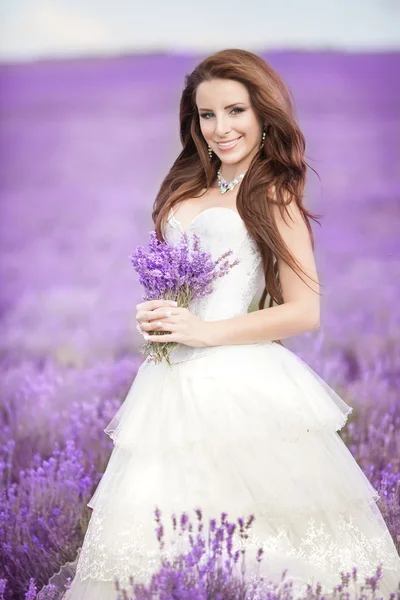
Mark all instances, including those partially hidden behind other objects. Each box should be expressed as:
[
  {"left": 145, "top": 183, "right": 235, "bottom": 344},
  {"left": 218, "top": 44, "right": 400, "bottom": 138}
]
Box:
[{"left": 141, "top": 288, "right": 193, "bottom": 366}]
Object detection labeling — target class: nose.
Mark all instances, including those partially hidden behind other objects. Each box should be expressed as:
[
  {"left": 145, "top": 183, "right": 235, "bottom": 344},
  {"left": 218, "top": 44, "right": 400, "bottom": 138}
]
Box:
[{"left": 214, "top": 114, "right": 231, "bottom": 137}]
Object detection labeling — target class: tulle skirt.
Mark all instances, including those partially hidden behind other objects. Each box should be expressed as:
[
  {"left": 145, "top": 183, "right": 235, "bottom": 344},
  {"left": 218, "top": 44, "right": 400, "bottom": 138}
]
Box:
[{"left": 55, "top": 341, "right": 399, "bottom": 599}]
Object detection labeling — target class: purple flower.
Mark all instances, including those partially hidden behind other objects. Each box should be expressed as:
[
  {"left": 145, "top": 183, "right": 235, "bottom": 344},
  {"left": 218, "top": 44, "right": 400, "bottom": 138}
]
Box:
[{"left": 130, "top": 231, "right": 240, "bottom": 364}]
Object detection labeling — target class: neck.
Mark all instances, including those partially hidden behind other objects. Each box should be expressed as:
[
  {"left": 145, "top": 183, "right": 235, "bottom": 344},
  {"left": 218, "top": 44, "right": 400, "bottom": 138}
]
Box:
[{"left": 219, "top": 166, "right": 246, "bottom": 181}]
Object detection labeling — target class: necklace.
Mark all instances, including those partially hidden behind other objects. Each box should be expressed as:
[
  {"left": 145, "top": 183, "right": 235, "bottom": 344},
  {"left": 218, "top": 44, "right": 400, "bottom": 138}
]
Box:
[{"left": 217, "top": 169, "right": 246, "bottom": 194}]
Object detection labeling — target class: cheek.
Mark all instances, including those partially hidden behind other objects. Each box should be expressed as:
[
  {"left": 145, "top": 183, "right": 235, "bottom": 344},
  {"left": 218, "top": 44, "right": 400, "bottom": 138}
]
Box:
[
  {"left": 241, "top": 114, "right": 261, "bottom": 141},
  {"left": 199, "top": 120, "right": 213, "bottom": 140}
]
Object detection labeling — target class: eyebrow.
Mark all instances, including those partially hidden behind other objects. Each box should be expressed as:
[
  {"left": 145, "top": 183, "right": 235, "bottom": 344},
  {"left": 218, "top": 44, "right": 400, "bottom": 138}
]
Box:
[{"left": 197, "top": 102, "right": 246, "bottom": 111}]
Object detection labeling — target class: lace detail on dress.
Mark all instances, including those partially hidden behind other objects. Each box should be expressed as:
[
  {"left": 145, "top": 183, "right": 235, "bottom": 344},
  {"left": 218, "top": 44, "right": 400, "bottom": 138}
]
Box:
[
  {"left": 240, "top": 514, "right": 400, "bottom": 574},
  {"left": 75, "top": 502, "right": 400, "bottom": 590},
  {"left": 76, "top": 504, "right": 164, "bottom": 587},
  {"left": 163, "top": 207, "right": 264, "bottom": 365},
  {"left": 236, "top": 233, "right": 264, "bottom": 313}
]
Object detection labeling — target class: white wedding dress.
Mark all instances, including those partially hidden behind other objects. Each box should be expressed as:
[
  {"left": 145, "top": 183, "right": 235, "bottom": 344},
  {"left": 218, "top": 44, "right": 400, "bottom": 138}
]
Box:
[{"left": 54, "top": 207, "right": 399, "bottom": 599}]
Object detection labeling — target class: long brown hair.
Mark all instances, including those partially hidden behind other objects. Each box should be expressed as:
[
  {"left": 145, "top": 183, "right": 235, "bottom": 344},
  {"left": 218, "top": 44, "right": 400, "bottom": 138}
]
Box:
[{"left": 152, "top": 49, "right": 322, "bottom": 345}]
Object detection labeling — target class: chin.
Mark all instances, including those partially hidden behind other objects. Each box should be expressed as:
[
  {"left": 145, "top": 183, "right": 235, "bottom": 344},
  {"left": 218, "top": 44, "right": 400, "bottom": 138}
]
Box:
[{"left": 218, "top": 153, "right": 248, "bottom": 165}]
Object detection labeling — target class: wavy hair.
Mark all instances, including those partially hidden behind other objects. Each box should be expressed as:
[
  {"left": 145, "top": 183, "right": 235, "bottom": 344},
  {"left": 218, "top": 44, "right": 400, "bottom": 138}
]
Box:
[{"left": 152, "top": 48, "right": 322, "bottom": 346}]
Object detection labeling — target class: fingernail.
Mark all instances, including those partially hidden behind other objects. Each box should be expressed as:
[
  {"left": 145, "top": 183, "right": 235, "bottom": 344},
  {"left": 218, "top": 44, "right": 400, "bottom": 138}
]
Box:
[
  {"left": 169, "top": 301, "right": 178, "bottom": 306},
  {"left": 143, "top": 334, "right": 150, "bottom": 340}
]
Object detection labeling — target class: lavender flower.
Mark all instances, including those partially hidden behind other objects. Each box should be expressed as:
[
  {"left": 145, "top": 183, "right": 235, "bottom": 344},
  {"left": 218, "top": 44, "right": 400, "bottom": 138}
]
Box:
[{"left": 130, "top": 231, "right": 240, "bottom": 364}]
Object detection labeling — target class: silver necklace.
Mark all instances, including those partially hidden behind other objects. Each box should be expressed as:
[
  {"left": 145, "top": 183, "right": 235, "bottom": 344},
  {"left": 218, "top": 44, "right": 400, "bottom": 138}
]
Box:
[{"left": 217, "top": 169, "right": 246, "bottom": 194}]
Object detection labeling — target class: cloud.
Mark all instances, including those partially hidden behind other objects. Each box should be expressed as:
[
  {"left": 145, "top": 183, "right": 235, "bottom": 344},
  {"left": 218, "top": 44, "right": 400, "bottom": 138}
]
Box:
[
  {"left": 0, "top": 0, "right": 399, "bottom": 62},
  {"left": 0, "top": 1, "right": 117, "bottom": 60}
]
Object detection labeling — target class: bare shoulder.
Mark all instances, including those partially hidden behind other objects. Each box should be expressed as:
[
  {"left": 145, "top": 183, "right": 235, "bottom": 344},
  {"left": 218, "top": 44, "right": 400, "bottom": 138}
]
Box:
[
  {"left": 267, "top": 185, "right": 320, "bottom": 322},
  {"left": 268, "top": 185, "right": 307, "bottom": 231}
]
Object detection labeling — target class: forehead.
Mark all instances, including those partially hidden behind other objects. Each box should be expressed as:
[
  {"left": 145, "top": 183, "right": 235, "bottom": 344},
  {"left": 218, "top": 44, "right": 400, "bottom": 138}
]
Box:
[{"left": 195, "top": 78, "right": 250, "bottom": 107}]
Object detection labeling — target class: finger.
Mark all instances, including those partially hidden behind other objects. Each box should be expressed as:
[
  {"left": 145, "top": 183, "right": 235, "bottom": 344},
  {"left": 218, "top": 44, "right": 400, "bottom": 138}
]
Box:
[
  {"left": 139, "top": 306, "right": 182, "bottom": 324},
  {"left": 147, "top": 307, "right": 180, "bottom": 321},
  {"left": 136, "top": 299, "right": 177, "bottom": 312},
  {"left": 141, "top": 320, "right": 178, "bottom": 332},
  {"left": 140, "top": 317, "right": 178, "bottom": 331},
  {"left": 136, "top": 305, "right": 178, "bottom": 323}
]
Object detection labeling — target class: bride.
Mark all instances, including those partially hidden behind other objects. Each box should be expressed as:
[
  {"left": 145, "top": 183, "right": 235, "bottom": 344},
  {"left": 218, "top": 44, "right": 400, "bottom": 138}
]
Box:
[{"left": 58, "top": 49, "right": 400, "bottom": 598}]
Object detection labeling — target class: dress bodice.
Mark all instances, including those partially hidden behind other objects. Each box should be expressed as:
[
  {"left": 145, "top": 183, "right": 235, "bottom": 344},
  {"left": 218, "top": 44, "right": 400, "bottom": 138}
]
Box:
[{"left": 159, "top": 206, "right": 265, "bottom": 364}]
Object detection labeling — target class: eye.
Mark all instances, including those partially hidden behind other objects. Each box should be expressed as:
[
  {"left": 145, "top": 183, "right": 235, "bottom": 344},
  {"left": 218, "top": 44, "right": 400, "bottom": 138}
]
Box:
[{"left": 199, "top": 107, "right": 245, "bottom": 120}]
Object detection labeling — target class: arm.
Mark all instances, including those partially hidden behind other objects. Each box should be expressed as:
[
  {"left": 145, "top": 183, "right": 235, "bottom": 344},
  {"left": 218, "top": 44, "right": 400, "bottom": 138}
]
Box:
[{"left": 205, "top": 198, "right": 320, "bottom": 347}]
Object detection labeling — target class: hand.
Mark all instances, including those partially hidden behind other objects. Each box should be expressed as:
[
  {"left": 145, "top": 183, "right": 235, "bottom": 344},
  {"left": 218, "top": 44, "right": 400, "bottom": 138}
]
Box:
[{"left": 135, "top": 299, "right": 211, "bottom": 348}]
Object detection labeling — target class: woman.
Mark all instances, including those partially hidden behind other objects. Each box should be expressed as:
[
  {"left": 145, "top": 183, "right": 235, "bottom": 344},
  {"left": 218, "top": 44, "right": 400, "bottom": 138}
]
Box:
[{"left": 57, "top": 49, "right": 400, "bottom": 598}]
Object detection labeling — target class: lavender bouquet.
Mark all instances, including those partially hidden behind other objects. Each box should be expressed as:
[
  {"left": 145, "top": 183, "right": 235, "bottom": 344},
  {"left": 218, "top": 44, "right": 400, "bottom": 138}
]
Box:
[{"left": 130, "top": 230, "right": 240, "bottom": 365}]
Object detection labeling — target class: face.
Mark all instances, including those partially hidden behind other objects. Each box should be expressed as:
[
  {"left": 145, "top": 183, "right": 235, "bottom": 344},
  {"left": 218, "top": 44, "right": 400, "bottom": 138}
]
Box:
[{"left": 195, "top": 78, "right": 263, "bottom": 171}]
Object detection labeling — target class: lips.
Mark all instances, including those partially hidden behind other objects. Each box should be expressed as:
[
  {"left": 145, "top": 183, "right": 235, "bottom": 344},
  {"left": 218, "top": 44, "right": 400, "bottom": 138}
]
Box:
[{"left": 215, "top": 136, "right": 242, "bottom": 151}]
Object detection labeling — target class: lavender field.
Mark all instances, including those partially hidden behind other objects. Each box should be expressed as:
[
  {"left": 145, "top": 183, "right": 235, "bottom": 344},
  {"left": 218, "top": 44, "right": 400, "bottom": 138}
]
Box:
[{"left": 0, "top": 51, "right": 399, "bottom": 598}]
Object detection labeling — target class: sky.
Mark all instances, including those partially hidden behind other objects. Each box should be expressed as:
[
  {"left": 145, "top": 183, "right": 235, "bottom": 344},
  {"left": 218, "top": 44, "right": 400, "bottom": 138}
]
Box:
[{"left": 0, "top": 0, "right": 399, "bottom": 62}]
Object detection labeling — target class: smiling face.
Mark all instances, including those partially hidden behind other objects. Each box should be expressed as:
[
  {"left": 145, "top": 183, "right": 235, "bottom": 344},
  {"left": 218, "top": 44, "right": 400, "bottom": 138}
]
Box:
[{"left": 195, "top": 78, "right": 263, "bottom": 176}]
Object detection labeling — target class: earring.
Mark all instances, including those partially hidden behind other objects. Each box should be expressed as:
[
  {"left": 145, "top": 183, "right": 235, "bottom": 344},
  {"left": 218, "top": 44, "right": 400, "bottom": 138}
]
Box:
[
  {"left": 207, "top": 145, "right": 213, "bottom": 161},
  {"left": 260, "top": 129, "right": 266, "bottom": 148}
]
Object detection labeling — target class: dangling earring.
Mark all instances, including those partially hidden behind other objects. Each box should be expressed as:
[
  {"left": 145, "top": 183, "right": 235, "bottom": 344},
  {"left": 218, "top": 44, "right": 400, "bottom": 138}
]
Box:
[
  {"left": 260, "top": 129, "right": 266, "bottom": 149},
  {"left": 207, "top": 145, "right": 213, "bottom": 161}
]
